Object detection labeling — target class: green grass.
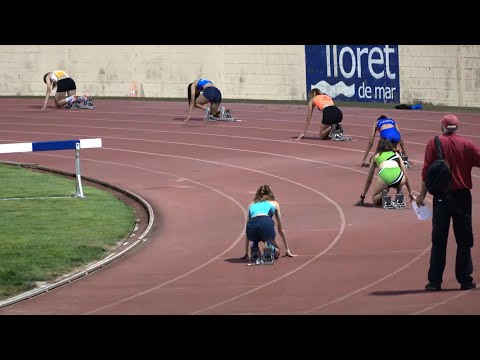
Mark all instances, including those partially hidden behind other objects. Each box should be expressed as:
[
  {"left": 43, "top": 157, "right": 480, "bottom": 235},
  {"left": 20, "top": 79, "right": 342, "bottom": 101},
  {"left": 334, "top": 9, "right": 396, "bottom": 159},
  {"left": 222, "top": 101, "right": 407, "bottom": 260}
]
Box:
[{"left": 0, "top": 164, "right": 136, "bottom": 300}]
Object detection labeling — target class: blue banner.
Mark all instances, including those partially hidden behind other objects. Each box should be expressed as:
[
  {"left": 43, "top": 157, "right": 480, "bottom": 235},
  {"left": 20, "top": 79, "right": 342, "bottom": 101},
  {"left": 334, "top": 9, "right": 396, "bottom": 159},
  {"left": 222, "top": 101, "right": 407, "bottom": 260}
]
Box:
[{"left": 305, "top": 45, "right": 400, "bottom": 103}]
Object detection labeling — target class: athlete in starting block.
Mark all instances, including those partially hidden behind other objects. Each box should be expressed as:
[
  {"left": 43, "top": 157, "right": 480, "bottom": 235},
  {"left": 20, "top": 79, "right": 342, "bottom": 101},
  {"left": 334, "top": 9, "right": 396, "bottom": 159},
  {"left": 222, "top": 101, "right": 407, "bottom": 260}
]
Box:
[
  {"left": 295, "top": 88, "right": 344, "bottom": 141},
  {"left": 241, "top": 185, "right": 296, "bottom": 264},
  {"left": 358, "top": 115, "right": 409, "bottom": 168},
  {"left": 185, "top": 79, "right": 224, "bottom": 123},
  {"left": 354, "top": 138, "right": 416, "bottom": 208},
  {"left": 42, "top": 70, "right": 79, "bottom": 110}
]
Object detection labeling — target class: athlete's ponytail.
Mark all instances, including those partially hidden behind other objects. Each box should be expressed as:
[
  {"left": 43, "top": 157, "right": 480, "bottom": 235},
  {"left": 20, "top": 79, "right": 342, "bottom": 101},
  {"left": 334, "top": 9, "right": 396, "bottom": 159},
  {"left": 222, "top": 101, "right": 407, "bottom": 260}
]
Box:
[
  {"left": 187, "top": 82, "right": 200, "bottom": 105},
  {"left": 308, "top": 88, "right": 322, "bottom": 100}
]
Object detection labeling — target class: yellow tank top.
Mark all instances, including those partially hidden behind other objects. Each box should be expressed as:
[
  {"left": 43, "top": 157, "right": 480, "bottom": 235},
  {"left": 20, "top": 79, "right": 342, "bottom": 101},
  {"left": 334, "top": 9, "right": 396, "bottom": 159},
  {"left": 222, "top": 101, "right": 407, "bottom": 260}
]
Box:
[{"left": 52, "top": 70, "right": 69, "bottom": 79}]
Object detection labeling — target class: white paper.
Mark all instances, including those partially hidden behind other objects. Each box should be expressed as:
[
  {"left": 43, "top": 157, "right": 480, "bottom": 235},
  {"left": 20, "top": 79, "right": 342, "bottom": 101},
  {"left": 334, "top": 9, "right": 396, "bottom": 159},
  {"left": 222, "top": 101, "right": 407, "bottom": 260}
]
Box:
[{"left": 412, "top": 202, "right": 432, "bottom": 221}]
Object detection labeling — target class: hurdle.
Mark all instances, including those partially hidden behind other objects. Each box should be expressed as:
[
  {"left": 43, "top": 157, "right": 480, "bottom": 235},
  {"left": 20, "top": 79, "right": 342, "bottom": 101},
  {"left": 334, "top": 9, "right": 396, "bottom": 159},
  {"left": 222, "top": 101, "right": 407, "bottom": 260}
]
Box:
[{"left": 0, "top": 138, "right": 102, "bottom": 199}]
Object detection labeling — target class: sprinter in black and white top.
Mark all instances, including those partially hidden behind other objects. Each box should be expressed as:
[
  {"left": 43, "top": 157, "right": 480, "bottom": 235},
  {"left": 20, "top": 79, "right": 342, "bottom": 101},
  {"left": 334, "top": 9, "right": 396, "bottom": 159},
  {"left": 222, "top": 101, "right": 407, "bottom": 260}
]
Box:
[{"left": 42, "top": 70, "right": 78, "bottom": 110}]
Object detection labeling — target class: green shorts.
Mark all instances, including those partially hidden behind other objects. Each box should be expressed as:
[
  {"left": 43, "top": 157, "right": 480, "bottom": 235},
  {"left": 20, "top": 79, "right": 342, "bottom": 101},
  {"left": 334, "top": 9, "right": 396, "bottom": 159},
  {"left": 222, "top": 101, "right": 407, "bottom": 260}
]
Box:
[{"left": 378, "top": 167, "right": 403, "bottom": 187}]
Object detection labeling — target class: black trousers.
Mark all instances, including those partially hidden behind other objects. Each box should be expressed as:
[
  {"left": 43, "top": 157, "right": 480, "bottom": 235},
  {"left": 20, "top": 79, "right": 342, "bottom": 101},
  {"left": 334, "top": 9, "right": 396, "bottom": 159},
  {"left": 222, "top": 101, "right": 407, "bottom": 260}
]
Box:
[{"left": 429, "top": 189, "right": 474, "bottom": 285}]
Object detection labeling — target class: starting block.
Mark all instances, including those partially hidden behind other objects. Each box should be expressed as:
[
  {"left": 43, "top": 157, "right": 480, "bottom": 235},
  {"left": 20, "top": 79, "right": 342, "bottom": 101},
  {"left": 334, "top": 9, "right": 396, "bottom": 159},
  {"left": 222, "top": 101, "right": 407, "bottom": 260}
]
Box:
[
  {"left": 67, "top": 96, "right": 95, "bottom": 110},
  {"left": 382, "top": 189, "right": 407, "bottom": 209},
  {"left": 205, "top": 108, "right": 239, "bottom": 122},
  {"left": 330, "top": 124, "right": 352, "bottom": 141},
  {"left": 395, "top": 189, "right": 407, "bottom": 208}
]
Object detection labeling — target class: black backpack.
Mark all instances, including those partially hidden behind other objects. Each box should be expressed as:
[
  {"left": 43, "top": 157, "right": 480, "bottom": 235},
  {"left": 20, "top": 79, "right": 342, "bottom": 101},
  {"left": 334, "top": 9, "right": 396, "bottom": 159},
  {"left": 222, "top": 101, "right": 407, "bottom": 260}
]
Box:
[{"left": 425, "top": 136, "right": 451, "bottom": 195}]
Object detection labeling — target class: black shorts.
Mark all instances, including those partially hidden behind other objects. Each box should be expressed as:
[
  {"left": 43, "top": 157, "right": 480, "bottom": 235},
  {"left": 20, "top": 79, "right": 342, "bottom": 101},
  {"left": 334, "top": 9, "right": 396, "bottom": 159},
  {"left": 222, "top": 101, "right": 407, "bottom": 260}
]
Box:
[
  {"left": 322, "top": 105, "right": 343, "bottom": 126},
  {"left": 387, "top": 173, "right": 404, "bottom": 189},
  {"left": 56, "top": 78, "right": 76, "bottom": 93},
  {"left": 203, "top": 87, "right": 222, "bottom": 104},
  {"left": 246, "top": 216, "right": 276, "bottom": 244}
]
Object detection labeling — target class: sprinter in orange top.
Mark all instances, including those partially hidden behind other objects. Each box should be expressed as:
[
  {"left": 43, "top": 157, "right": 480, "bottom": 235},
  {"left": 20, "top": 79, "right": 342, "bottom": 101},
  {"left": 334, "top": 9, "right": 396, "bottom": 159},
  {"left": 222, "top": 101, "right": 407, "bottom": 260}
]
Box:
[{"left": 296, "top": 88, "right": 343, "bottom": 140}]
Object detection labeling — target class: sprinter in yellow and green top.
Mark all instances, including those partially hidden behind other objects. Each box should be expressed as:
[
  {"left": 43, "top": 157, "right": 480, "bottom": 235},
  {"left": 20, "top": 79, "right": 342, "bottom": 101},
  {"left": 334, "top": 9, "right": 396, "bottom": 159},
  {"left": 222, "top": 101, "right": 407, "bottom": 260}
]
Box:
[{"left": 354, "top": 138, "right": 415, "bottom": 206}]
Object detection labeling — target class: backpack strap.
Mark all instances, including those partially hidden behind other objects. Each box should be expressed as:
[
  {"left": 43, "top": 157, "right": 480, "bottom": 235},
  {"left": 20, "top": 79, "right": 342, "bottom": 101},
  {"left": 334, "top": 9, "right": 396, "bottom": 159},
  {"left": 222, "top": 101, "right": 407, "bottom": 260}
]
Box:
[{"left": 434, "top": 136, "right": 444, "bottom": 160}]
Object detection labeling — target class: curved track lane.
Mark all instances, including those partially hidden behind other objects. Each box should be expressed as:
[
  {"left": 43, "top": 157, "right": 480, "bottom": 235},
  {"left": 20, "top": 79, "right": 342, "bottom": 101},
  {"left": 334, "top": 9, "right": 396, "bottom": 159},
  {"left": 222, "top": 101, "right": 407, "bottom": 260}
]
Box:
[{"left": 0, "top": 99, "right": 479, "bottom": 314}]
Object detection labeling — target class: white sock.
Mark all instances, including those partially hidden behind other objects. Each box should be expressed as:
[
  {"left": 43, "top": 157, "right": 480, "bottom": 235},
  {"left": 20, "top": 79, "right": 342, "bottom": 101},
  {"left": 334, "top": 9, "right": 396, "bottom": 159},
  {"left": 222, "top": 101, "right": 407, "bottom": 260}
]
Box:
[{"left": 66, "top": 95, "right": 76, "bottom": 103}]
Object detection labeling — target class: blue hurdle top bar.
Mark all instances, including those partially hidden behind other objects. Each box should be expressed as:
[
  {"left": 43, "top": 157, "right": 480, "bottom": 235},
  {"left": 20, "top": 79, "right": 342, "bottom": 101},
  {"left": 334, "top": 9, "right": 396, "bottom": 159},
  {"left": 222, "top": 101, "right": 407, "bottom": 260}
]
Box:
[{"left": 0, "top": 138, "right": 102, "bottom": 154}]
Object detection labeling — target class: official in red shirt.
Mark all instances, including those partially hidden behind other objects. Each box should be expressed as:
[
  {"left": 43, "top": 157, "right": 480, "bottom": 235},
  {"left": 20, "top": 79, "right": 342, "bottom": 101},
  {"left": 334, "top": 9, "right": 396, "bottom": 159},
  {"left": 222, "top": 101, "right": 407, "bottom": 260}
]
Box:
[{"left": 416, "top": 114, "right": 480, "bottom": 291}]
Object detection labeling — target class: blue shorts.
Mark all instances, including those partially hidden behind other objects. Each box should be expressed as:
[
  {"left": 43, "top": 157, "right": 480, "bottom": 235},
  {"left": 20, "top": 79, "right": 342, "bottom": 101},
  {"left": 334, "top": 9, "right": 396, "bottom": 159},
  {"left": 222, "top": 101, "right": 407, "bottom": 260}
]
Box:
[
  {"left": 380, "top": 128, "right": 401, "bottom": 146},
  {"left": 203, "top": 87, "right": 222, "bottom": 104},
  {"left": 246, "top": 216, "right": 275, "bottom": 245}
]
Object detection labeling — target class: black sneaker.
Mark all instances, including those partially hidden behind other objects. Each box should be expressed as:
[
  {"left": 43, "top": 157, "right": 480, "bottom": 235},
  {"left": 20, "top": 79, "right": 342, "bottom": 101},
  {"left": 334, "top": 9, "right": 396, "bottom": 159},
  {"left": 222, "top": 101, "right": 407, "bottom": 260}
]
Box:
[
  {"left": 460, "top": 282, "right": 476, "bottom": 290},
  {"left": 250, "top": 249, "right": 261, "bottom": 263},
  {"left": 262, "top": 247, "right": 273, "bottom": 264},
  {"left": 425, "top": 282, "right": 441, "bottom": 291}
]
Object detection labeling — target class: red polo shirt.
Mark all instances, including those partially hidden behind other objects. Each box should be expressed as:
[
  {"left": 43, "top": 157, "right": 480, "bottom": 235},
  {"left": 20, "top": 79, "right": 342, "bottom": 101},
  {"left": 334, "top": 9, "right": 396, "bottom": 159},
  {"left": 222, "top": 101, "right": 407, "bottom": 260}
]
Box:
[{"left": 421, "top": 133, "right": 480, "bottom": 191}]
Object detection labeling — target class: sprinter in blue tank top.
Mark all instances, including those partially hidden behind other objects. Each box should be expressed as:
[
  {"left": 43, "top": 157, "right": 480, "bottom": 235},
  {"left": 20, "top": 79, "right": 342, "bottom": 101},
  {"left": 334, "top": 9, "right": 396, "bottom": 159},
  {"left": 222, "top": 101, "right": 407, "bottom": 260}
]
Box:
[
  {"left": 241, "top": 185, "right": 296, "bottom": 262},
  {"left": 185, "top": 78, "right": 224, "bottom": 123},
  {"left": 358, "top": 115, "right": 409, "bottom": 167}
]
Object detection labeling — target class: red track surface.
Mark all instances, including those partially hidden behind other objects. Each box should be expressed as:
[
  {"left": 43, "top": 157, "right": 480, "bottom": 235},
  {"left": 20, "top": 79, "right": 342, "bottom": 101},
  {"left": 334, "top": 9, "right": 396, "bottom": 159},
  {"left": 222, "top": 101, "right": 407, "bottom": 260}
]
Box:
[{"left": 0, "top": 98, "right": 479, "bottom": 315}]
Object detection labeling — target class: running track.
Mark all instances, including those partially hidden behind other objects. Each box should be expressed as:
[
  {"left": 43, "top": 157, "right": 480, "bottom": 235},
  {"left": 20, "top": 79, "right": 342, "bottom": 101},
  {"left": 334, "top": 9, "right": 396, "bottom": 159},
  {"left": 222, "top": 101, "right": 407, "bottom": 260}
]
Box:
[{"left": 0, "top": 98, "right": 479, "bottom": 315}]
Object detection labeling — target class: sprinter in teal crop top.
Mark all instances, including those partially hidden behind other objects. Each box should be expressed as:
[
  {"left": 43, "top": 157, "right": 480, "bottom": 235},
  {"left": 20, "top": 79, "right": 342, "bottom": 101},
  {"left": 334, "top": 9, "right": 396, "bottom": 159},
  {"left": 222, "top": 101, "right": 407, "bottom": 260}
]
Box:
[
  {"left": 242, "top": 185, "right": 295, "bottom": 260},
  {"left": 248, "top": 201, "right": 276, "bottom": 219}
]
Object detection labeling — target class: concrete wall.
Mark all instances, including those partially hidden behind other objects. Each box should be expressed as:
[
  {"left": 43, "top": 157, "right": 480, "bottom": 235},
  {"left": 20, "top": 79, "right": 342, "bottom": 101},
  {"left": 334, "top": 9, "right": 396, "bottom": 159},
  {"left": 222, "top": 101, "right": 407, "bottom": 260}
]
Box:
[
  {"left": 0, "top": 45, "right": 479, "bottom": 107},
  {"left": 0, "top": 45, "right": 305, "bottom": 101},
  {"left": 399, "top": 45, "right": 480, "bottom": 107}
]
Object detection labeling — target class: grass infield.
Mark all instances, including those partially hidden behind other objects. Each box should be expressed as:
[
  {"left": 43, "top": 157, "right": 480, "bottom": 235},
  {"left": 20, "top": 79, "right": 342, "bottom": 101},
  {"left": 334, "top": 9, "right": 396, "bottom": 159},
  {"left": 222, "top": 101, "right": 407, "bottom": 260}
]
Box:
[{"left": 0, "top": 163, "right": 136, "bottom": 300}]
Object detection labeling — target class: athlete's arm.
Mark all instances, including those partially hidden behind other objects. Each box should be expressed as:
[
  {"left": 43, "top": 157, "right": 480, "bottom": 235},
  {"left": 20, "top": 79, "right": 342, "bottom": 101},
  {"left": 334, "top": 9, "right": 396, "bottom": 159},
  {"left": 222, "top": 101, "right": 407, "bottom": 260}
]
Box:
[
  {"left": 358, "top": 123, "right": 377, "bottom": 166},
  {"left": 274, "top": 202, "right": 295, "bottom": 256},
  {"left": 241, "top": 203, "right": 253, "bottom": 259},
  {"left": 185, "top": 81, "right": 198, "bottom": 122},
  {"left": 42, "top": 74, "right": 53, "bottom": 110},
  {"left": 395, "top": 123, "right": 408, "bottom": 156},
  {"left": 354, "top": 156, "right": 377, "bottom": 205},
  {"left": 296, "top": 100, "right": 315, "bottom": 140},
  {"left": 398, "top": 153, "right": 415, "bottom": 201}
]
